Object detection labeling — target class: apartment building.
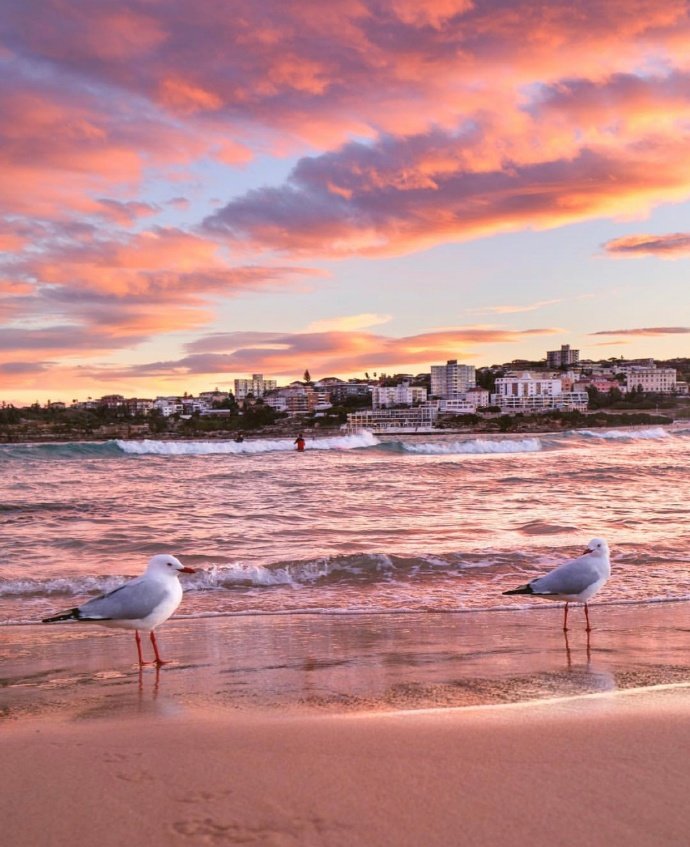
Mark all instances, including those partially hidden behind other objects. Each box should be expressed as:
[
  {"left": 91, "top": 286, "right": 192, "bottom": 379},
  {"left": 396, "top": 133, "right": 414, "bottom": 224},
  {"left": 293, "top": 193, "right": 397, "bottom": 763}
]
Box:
[
  {"left": 372, "top": 380, "right": 427, "bottom": 409},
  {"left": 233, "top": 374, "right": 277, "bottom": 400},
  {"left": 491, "top": 372, "right": 588, "bottom": 412},
  {"left": 347, "top": 403, "right": 439, "bottom": 432},
  {"left": 263, "top": 384, "right": 319, "bottom": 415},
  {"left": 313, "top": 378, "right": 372, "bottom": 403},
  {"left": 430, "top": 360, "right": 476, "bottom": 397},
  {"left": 624, "top": 367, "right": 677, "bottom": 394},
  {"left": 546, "top": 344, "right": 580, "bottom": 368}
]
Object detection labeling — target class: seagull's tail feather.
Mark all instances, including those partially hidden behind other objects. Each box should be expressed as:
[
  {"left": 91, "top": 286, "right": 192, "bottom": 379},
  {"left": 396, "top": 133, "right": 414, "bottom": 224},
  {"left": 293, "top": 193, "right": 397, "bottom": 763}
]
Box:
[
  {"left": 503, "top": 584, "right": 534, "bottom": 596},
  {"left": 42, "top": 608, "right": 81, "bottom": 623}
]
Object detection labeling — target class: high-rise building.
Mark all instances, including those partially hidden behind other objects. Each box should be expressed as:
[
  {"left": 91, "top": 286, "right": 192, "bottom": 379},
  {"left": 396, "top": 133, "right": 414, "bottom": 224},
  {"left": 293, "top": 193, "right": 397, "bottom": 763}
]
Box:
[
  {"left": 546, "top": 344, "right": 580, "bottom": 368},
  {"left": 233, "top": 374, "right": 277, "bottom": 400},
  {"left": 430, "top": 360, "right": 476, "bottom": 398}
]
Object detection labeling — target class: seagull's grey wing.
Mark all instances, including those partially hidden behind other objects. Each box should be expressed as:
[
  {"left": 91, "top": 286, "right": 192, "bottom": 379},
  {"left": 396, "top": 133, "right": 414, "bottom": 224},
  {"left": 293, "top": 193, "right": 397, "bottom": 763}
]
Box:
[
  {"left": 77, "top": 578, "right": 168, "bottom": 620},
  {"left": 531, "top": 557, "right": 600, "bottom": 596}
]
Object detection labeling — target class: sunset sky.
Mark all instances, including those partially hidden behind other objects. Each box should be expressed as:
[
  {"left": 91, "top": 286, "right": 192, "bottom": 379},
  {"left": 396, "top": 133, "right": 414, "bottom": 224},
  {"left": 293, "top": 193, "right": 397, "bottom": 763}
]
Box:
[{"left": 2, "top": 0, "right": 690, "bottom": 404}]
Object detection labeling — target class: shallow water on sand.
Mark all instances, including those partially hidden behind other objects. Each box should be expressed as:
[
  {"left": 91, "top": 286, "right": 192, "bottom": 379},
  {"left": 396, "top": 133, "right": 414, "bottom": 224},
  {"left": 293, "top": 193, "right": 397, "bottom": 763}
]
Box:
[{"left": 4, "top": 602, "right": 690, "bottom": 720}]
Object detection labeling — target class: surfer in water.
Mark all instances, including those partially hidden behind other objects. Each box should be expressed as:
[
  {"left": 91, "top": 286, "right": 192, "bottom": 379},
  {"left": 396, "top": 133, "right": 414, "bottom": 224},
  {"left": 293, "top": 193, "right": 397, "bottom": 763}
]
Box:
[{"left": 294, "top": 433, "right": 306, "bottom": 452}]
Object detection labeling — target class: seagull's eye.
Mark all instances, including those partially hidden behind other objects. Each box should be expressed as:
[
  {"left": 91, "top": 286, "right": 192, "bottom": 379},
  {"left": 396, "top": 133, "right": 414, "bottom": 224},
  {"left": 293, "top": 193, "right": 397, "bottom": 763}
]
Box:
[{"left": 167, "top": 562, "right": 172, "bottom": 567}]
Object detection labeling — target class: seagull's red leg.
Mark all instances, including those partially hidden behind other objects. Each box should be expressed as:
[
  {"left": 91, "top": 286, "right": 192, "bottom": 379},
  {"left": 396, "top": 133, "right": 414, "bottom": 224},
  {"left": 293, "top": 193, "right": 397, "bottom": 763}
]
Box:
[
  {"left": 584, "top": 603, "right": 591, "bottom": 633},
  {"left": 563, "top": 602, "right": 569, "bottom": 632},
  {"left": 134, "top": 630, "right": 147, "bottom": 666},
  {"left": 149, "top": 630, "right": 170, "bottom": 666}
]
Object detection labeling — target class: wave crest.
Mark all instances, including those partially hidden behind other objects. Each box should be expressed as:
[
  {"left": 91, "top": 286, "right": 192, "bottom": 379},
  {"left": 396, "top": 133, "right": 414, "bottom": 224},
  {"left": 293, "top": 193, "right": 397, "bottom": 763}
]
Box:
[
  {"left": 575, "top": 427, "right": 670, "bottom": 441},
  {"left": 398, "top": 437, "right": 542, "bottom": 455},
  {"left": 116, "top": 431, "right": 379, "bottom": 456}
]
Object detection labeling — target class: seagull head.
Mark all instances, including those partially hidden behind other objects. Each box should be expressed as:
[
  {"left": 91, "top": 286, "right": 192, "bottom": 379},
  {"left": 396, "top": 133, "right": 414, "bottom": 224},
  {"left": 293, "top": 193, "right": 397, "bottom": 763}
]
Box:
[
  {"left": 584, "top": 538, "right": 609, "bottom": 557},
  {"left": 146, "top": 554, "right": 197, "bottom": 576}
]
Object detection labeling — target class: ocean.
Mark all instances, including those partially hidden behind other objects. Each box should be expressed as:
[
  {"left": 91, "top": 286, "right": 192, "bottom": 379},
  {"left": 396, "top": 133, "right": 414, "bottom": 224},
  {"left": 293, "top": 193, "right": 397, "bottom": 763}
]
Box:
[{"left": 2, "top": 424, "right": 689, "bottom": 629}]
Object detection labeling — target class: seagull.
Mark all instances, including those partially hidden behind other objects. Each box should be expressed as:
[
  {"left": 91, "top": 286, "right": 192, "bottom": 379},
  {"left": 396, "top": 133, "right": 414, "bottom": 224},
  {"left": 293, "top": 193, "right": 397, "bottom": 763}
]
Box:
[
  {"left": 503, "top": 538, "right": 610, "bottom": 631},
  {"left": 42, "top": 554, "right": 197, "bottom": 666}
]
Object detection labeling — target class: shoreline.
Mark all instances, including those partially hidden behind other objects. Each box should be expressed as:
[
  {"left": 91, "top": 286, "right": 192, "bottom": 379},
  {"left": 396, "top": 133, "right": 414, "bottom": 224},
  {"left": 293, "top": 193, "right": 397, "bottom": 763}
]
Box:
[
  {"left": 5, "top": 600, "right": 690, "bottom": 720},
  {"left": 0, "top": 416, "right": 686, "bottom": 446},
  {"left": 4, "top": 600, "right": 690, "bottom": 845}
]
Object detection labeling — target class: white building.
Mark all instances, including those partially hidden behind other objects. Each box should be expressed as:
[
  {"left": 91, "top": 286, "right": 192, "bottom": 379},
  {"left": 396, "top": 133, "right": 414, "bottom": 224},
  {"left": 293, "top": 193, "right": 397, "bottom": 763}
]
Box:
[
  {"left": 430, "top": 360, "right": 476, "bottom": 397},
  {"left": 347, "top": 403, "right": 439, "bottom": 432},
  {"left": 439, "top": 398, "right": 477, "bottom": 414},
  {"left": 372, "top": 381, "right": 427, "bottom": 409},
  {"left": 437, "top": 387, "right": 490, "bottom": 414},
  {"left": 491, "top": 372, "right": 588, "bottom": 412},
  {"left": 234, "top": 374, "right": 277, "bottom": 400},
  {"left": 464, "top": 388, "right": 490, "bottom": 408},
  {"left": 153, "top": 396, "right": 185, "bottom": 417},
  {"left": 624, "top": 367, "right": 677, "bottom": 394}
]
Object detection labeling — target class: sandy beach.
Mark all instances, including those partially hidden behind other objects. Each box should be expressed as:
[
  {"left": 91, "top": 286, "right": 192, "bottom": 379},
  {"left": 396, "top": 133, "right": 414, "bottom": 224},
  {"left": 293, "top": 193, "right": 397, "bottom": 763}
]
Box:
[
  {"left": 3, "top": 602, "right": 690, "bottom": 845},
  {"left": 3, "top": 687, "right": 690, "bottom": 847}
]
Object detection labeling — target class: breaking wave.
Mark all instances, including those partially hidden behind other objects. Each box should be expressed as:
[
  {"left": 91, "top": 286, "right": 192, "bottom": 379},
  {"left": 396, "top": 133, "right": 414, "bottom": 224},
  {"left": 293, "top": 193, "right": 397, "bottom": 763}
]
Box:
[
  {"left": 115, "top": 431, "right": 380, "bottom": 455},
  {"left": 574, "top": 427, "right": 671, "bottom": 441},
  {"left": 394, "top": 437, "right": 542, "bottom": 455}
]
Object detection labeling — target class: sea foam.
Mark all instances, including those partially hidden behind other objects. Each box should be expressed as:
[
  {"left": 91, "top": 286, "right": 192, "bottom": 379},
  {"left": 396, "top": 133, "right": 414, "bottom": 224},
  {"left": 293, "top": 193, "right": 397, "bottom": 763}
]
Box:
[
  {"left": 575, "top": 427, "right": 670, "bottom": 441},
  {"left": 115, "top": 430, "right": 379, "bottom": 456},
  {"left": 398, "top": 437, "right": 542, "bottom": 455}
]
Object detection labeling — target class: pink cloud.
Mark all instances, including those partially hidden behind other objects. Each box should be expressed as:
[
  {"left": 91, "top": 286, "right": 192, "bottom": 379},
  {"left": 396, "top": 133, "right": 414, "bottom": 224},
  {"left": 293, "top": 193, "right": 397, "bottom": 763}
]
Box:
[
  {"left": 590, "top": 326, "right": 690, "bottom": 336},
  {"left": 0, "top": 71, "right": 207, "bottom": 220},
  {"left": 602, "top": 232, "right": 690, "bottom": 257},
  {"left": 0, "top": 224, "right": 322, "bottom": 352},
  {"left": 2, "top": 1, "right": 690, "bottom": 246},
  {"left": 102, "top": 324, "right": 563, "bottom": 379},
  {"left": 204, "top": 135, "right": 690, "bottom": 256}
]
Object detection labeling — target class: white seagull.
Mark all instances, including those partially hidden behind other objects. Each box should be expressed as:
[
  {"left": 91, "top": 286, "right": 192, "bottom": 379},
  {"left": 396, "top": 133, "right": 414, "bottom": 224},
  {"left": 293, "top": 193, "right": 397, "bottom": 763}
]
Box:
[
  {"left": 42, "top": 554, "right": 197, "bottom": 666},
  {"left": 503, "top": 538, "right": 610, "bottom": 631}
]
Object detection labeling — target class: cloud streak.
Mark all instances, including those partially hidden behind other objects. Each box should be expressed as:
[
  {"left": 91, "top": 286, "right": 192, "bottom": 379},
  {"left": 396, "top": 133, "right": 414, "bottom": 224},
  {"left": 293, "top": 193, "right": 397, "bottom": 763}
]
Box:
[
  {"left": 602, "top": 233, "right": 690, "bottom": 258},
  {"left": 590, "top": 327, "right": 690, "bottom": 336},
  {"left": 93, "top": 324, "right": 563, "bottom": 380}
]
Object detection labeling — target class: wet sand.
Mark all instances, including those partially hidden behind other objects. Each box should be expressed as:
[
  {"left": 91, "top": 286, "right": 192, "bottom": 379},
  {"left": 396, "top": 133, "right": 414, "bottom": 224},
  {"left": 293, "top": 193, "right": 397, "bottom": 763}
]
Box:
[{"left": 3, "top": 603, "right": 690, "bottom": 845}]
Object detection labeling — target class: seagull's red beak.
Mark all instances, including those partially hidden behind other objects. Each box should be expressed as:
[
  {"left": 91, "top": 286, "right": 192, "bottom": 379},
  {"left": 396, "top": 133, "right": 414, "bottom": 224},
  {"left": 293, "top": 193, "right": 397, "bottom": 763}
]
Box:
[
  {"left": 583, "top": 547, "right": 593, "bottom": 555},
  {"left": 180, "top": 566, "right": 197, "bottom": 574}
]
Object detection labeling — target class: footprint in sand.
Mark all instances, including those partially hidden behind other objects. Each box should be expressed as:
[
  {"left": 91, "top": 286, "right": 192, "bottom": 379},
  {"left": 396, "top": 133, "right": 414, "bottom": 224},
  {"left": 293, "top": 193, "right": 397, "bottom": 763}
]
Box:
[{"left": 171, "top": 815, "right": 348, "bottom": 845}]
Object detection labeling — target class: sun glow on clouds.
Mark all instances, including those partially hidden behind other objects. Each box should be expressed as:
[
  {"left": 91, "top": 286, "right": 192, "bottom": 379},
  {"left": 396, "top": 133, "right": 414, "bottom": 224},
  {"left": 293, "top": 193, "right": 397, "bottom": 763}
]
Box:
[
  {"left": 93, "top": 324, "right": 561, "bottom": 382},
  {"left": 307, "top": 313, "right": 392, "bottom": 332},
  {"left": 2, "top": 0, "right": 690, "bottom": 400}
]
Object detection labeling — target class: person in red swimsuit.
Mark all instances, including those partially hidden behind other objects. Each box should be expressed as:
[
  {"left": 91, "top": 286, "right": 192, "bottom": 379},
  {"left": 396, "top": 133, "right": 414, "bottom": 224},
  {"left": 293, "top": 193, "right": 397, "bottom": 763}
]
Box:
[{"left": 294, "top": 433, "right": 306, "bottom": 452}]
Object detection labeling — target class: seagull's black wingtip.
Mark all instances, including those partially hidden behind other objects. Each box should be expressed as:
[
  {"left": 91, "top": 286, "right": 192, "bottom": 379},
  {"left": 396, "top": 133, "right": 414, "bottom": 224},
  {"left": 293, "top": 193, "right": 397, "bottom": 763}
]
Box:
[
  {"left": 42, "top": 608, "right": 80, "bottom": 623},
  {"left": 503, "top": 584, "right": 534, "bottom": 596}
]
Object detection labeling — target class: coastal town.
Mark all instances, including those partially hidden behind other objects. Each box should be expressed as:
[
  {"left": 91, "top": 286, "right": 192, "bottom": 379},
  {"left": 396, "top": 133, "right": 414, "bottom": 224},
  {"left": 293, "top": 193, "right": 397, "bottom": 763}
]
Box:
[{"left": 1, "top": 345, "right": 688, "bottom": 442}]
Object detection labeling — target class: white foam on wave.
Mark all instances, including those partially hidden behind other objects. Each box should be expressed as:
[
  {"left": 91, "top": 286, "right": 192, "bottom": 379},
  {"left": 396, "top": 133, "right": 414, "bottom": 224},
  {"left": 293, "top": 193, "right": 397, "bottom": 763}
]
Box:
[
  {"left": 0, "top": 574, "right": 125, "bottom": 598},
  {"left": 576, "top": 427, "right": 670, "bottom": 441},
  {"left": 115, "top": 430, "right": 379, "bottom": 456},
  {"left": 195, "top": 554, "right": 395, "bottom": 589},
  {"left": 401, "top": 437, "right": 542, "bottom": 455}
]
